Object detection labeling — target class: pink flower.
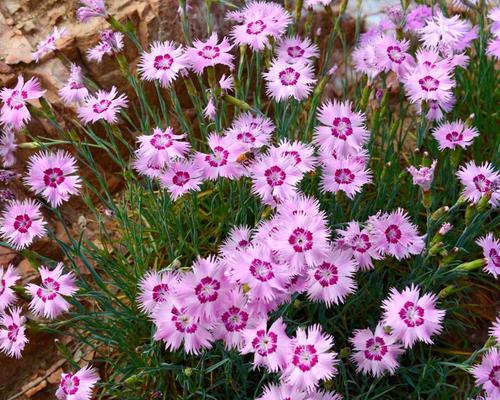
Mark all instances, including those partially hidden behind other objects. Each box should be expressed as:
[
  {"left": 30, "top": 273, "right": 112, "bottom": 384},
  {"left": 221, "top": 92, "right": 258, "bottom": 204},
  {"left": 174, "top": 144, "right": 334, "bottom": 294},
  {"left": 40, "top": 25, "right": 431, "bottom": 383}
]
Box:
[
  {"left": 59, "top": 64, "right": 89, "bottom": 105},
  {"left": 250, "top": 147, "right": 303, "bottom": 206},
  {"left": 137, "top": 270, "right": 178, "bottom": 315},
  {"left": 490, "top": 315, "right": 500, "bottom": 343},
  {"left": 352, "top": 44, "right": 381, "bottom": 80},
  {"left": 375, "top": 34, "right": 413, "bottom": 76},
  {"left": 404, "top": 5, "right": 437, "bottom": 33},
  {"left": 308, "top": 390, "right": 343, "bottom": 400},
  {"left": 0, "top": 199, "right": 47, "bottom": 249},
  {"left": 370, "top": 209, "right": 425, "bottom": 260},
  {"left": 471, "top": 348, "right": 500, "bottom": 399},
  {"left": 277, "top": 139, "right": 316, "bottom": 174},
  {"left": 0, "top": 127, "right": 17, "bottom": 167},
  {"left": 194, "top": 133, "right": 246, "bottom": 180},
  {"left": 138, "top": 41, "right": 188, "bottom": 88},
  {"left": 350, "top": 324, "right": 403, "bottom": 377},
  {"left": 136, "top": 126, "right": 190, "bottom": 169},
  {"left": 382, "top": 285, "right": 445, "bottom": 348},
  {"left": 0, "top": 264, "right": 20, "bottom": 311},
  {"left": 132, "top": 157, "right": 163, "bottom": 179},
  {"left": 273, "top": 210, "right": 330, "bottom": 271},
  {"left": 219, "top": 74, "right": 234, "bottom": 91},
  {"left": 203, "top": 94, "right": 217, "bottom": 121},
  {"left": 306, "top": 248, "right": 357, "bottom": 306},
  {"left": 186, "top": 33, "right": 233, "bottom": 74},
  {"left": 240, "top": 317, "right": 292, "bottom": 372},
  {"left": 0, "top": 307, "right": 28, "bottom": 358},
  {"left": 476, "top": 233, "right": 499, "bottom": 278},
  {"left": 219, "top": 225, "right": 253, "bottom": 258},
  {"left": 159, "top": 159, "right": 203, "bottom": 200},
  {"left": 153, "top": 303, "right": 213, "bottom": 354},
  {"left": 225, "top": 119, "right": 271, "bottom": 151},
  {"left": 276, "top": 36, "right": 319, "bottom": 64},
  {"left": 26, "top": 263, "right": 78, "bottom": 319},
  {"left": 77, "top": 87, "right": 128, "bottom": 124},
  {"left": 487, "top": 37, "right": 500, "bottom": 59},
  {"left": 229, "top": 244, "right": 289, "bottom": 303},
  {"left": 174, "top": 256, "right": 228, "bottom": 321},
  {"left": 438, "top": 222, "right": 453, "bottom": 236},
  {"left": 264, "top": 59, "right": 316, "bottom": 101},
  {"left": 282, "top": 324, "right": 337, "bottom": 391},
  {"left": 25, "top": 150, "right": 81, "bottom": 207},
  {"left": 335, "top": 221, "right": 382, "bottom": 271},
  {"left": 56, "top": 365, "right": 100, "bottom": 400},
  {"left": 87, "top": 30, "right": 124, "bottom": 63},
  {"left": 277, "top": 195, "right": 324, "bottom": 219},
  {"left": 407, "top": 160, "right": 437, "bottom": 191},
  {"left": 320, "top": 157, "right": 372, "bottom": 199},
  {"left": 33, "top": 26, "right": 68, "bottom": 62},
  {"left": 229, "top": 1, "right": 291, "bottom": 51},
  {"left": 0, "top": 76, "right": 45, "bottom": 131},
  {"left": 233, "top": 112, "right": 275, "bottom": 137},
  {"left": 457, "top": 161, "right": 499, "bottom": 207},
  {"left": 256, "top": 383, "right": 307, "bottom": 400},
  {"left": 76, "top": 0, "right": 107, "bottom": 22},
  {"left": 432, "top": 120, "right": 479, "bottom": 150},
  {"left": 313, "top": 100, "right": 369, "bottom": 157}
]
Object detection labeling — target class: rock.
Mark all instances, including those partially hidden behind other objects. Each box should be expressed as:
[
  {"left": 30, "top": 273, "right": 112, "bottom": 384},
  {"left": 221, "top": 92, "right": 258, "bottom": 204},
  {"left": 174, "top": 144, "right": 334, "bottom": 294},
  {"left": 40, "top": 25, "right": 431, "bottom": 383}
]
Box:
[
  {"left": 24, "top": 379, "right": 47, "bottom": 397},
  {"left": 0, "top": 13, "right": 33, "bottom": 64},
  {"left": 3, "top": 0, "right": 22, "bottom": 15},
  {"left": 47, "top": 367, "right": 63, "bottom": 385}
]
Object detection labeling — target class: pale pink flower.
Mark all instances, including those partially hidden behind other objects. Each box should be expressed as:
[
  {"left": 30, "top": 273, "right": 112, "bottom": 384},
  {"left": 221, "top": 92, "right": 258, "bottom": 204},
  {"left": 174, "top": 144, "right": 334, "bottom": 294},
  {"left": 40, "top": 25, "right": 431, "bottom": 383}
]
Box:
[
  {"left": 487, "top": 37, "right": 500, "bottom": 58},
  {"left": 233, "top": 112, "right": 275, "bottom": 137},
  {"left": 320, "top": 157, "right": 372, "bottom": 199},
  {"left": 56, "top": 365, "right": 100, "bottom": 400},
  {"left": 0, "top": 127, "right": 17, "bottom": 167},
  {"left": 407, "top": 160, "right": 437, "bottom": 191},
  {"left": 277, "top": 139, "right": 316, "bottom": 174},
  {"left": 375, "top": 34, "right": 413, "bottom": 76},
  {"left": 186, "top": 33, "right": 233, "bottom": 74},
  {"left": 457, "top": 161, "right": 499, "bottom": 207},
  {"left": 0, "top": 199, "right": 46, "bottom": 250},
  {"left": 335, "top": 221, "right": 382, "bottom": 271},
  {"left": 194, "top": 133, "right": 246, "bottom": 180},
  {"left": 352, "top": 44, "right": 381, "bottom": 80},
  {"left": 0, "top": 264, "right": 20, "bottom": 311},
  {"left": 59, "top": 64, "right": 89, "bottom": 105},
  {"left": 282, "top": 324, "right": 337, "bottom": 391},
  {"left": 225, "top": 120, "right": 271, "bottom": 151},
  {"left": 308, "top": 390, "right": 343, "bottom": 400},
  {"left": 26, "top": 263, "right": 78, "bottom": 319},
  {"left": 77, "top": 0, "right": 107, "bottom": 22},
  {"left": 137, "top": 270, "right": 178, "bottom": 315},
  {"left": 350, "top": 324, "right": 403, "bottom": 377},
  {"left": 219, "top": 74, "right": 234, "bottom": 91},
  {"left": 432, "top": 120, "right": 479, "bottom": 150},
  {"left": 203, "top": 95, "right": 217, "bottom": 121},
  {"left": 382, "top": 285, "right": 445, "bottom": 348},
  {"left": 136, "top": 126, "right": 190, "bottom": 169},
  {"left": 264, "top": 59, "right": 316, "bottom": 101},
  {"left": 489, "top": 315, "right": 500, "bottom": 343},
  {"left": 256, "top": 383, "right": 307, "bottom": 400},
  {"left": 438, "top": 222, "right": 453, "bottom": 236},
  {"left": 476, "top": 233, "right": 499, "bottom": 278},
  {"left": 306, "top": 248, "right": 357, "bottom": 306},
  {"left": 132, "top": 157, "right": 163, "bottom": 179},
  {"left": 153, "top": 303, "right": 213, "bottom": 354},
  {"left": 359, "top": 20, "right": 395, "bottom": 46},
  {"left": 250, "top": 147, "right": 303, "bottom": 206},
  {"left": 404, "top": 5, "right": 436, "bottom": 33},
  {"left": 0, "top": 76, "right": 45, "bottom": 131},
  {"left": 314, "top": 100, "right": 369, "bottom": 157},
  {"left": 370, "top": 209, "right": 425, "bottom": 260},
  {"left": 219, "top": 225, "right": 253, "bottom": 258},
  {"left": 77, "top": 87, "right": 128, "bottom": 124},
  {"left": 138, "top": 41, "right": 188, "bottom": 88},
  {"left": 87, "top": 30, "right": 124, "bottom": 63},
  {"left": 471, "top": 348, "right": 500, "bottom": 399},
  {"left": 240, "top": 317, "right": 292, "bottom": 372},
  {"left": 25, "top": 150, "right": 81, "bottom": 207},
  {"left": 33, "top": 26, "right": 68, "bottom": 62},
  {"left": 159, "top": 159, "right": 203, "bottom": 200},
  {"left": 277, "top": 195, "right": 324, "bottom": 219},
  {"left": 0, "top": 307, "right": 28, "bottom": 358},
  {"left": 276, "top": 36, "right": 319, "bottom": 64}
]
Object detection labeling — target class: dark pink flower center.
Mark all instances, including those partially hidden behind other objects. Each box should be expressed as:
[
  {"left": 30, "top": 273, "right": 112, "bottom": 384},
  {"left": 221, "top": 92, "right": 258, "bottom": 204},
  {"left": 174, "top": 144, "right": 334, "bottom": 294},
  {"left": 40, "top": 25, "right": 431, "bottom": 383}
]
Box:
[
  {"left": 292, "top": 344, "right": 318, "bottom": 371},
  {"left": 13, "top": 214, "right": 32, "bottom": 233},
  {"left": 246, "top": 20, "right": 266, "bottom": 35},
  {"left": 288, "top": 227, "right": 314, "bottom": 253},
  {"left": 206, "top": 146, "right": 229, "bottom": 167},
  {"left": 92, "top": 99, "right": 111, "bottom": 114},
  {"left": 385, "top": 224, "right": 402, "bottom": 244},
  {"left": 352, "top": 233, "right": 371, "bottom": 253},
  {"left": 418, "top": 75, "right": 439, "bottom": 92},
  {"left": 399, "top": 301, "right": 425, "bottom": 327},
  {"left": 194, "top": 276, "right": 220, "bottom": 303},
  {"left": 172, "top": 307, "right": 198, "bottom": 333},
  {"left": 36, "top": 277, "right": 61, "bottom": 302},
  {"left": 221, "top": 306, "right": 248, "bottom": 332},
  {"left": 150, "top": 133, "right": 173, "bottom": 150},
  {"left": 172, "top": 171, "right": 190, "bottom": 186},
  {"left": 387, "top": 45, "right": 405, "bottom": 63},
  {"left": 445, "top": 130, "right": 463, "bottom": 143},
  {"left": 7, "top": 323, "right": 19, "bottom": 342},
  {"left": 314, "top": 262, "right": 338, "bottom": 287},
  {"left": 279, "top": 67, "right": 300, "bottom": 86},
  {"left": 334, "top": 168, "right": 355, "bottom": 184},
  {"left": 152, "top": 283, "right": 169, "bottom": 303},
  {"left": 473, "top": 174, "right": 492, "bottom": 193},
  {"left": 489, "top": 249, "right": 500, "bottom": 269},
  {"left": 61, "top": 374, "right": 80, "bottom": 395},
  {"left": 249, "top": 258, "right": 274, "bottom": 282},
  {"left": 331, "top": 117, "right": 353, "bottom": 140},
  {"left": 69, "top": 81, "right": 85, "bottom": 90},
  {"left": 264, "top": 165, "right": 286, "bottom": 187},
  {"left": 287, "top": 45, "right": 304, "bottom": 59},
  {"left": 153, "top": 54, "right": 174, "bottom": 70},
  {"left": 237, "top": 239, "right": 250, "bottom": 250},
  {"left": 251, "top": 329, "right": 277, "bottom": 356},
  {"left": 364, "top": 336, "right": 388, "bottom": 361},
  {"left": 6, "top": 90, "right": 28, "bottom": 110},
  {"left": 236, "top": 131, "right": 256, "bottom": 144},
  {"left": 489, "top": 365, "right": 500, "bottom": 387},
  {"left": 198, "top": 45, "right": 220, "bottom": 60},
  {"left": 43, "top": 167, "right": 65, "bottom": 188}
]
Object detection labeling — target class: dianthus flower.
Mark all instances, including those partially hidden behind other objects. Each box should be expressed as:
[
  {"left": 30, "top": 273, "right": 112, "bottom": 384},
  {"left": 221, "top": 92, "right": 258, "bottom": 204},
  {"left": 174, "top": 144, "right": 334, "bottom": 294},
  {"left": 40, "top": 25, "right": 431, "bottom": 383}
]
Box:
[
  {"left": 277, "top": 139, "right": 316, "bottom": 174},
  {"left": 77, "top": 87, "right": 128, "bottom": 124},
  {"left": 225, "top": 120, "right": 271, "bottom": 151},
  {"left": 186, "top": 33, "right": 233, "bottom": 74},
  {"left": 407, "top": 160, "right": 437, "bottom": 191},
  {"left": 0, "top": 307, "right": 28, "bottom": 358},
  {"left": 137, "top": 270, "right": 178, "bottom": 315},
  {"left": 489, "top": 315, "right": 500, "bottom": 343},
  {"left": 256, "top": 384, "right": 307, "bottom": 400},
  {"left": 233, "top": 112, "right": 275, "bottom": 137},
  {"left": 76, "top": 0, "right": 107, "bottom": 22},
  {"left": 457, "top": 161, "right": 499, "bottom": 207},
  {"left": 264, "top": 59, "right": 316, "bottom": 101},
  {"left": 59, "top": 64, "right": 89, "bottom": 105},
  {"left": 476, "top": 233, "right": 499, "bottom": 278},
  {"left": 375, "top": 34, "right": 413, "bottom": 76},
  {"left": 56, "top": 365, "right": 100, "bottom": 400},
  {"left": 432, "top": 120, "right": 479, "bottom": 150},
  {"left": 320, "top": 157, "right": 372, "bottom": 199},
  {"left": 87, "top": 30, "right": 124, "bottom": 63},
  {"left": 276, "top": 36, "right": 319, "bottom": 64},
  {"left": 0, "top": 264, "right": 20, "bottom": 311},
  {"left": 0, "top": 127, "right": 17, "bottom": 167},
  {"left": 160, "top": 159, "right": 203, "bottom": 200},
  {"left": 471, "top": 348, "right": 500, "bottom": 400},
  {"left": 404, "top": 5, "right": 436, "bottom": 33},
  {"left": 33, "top": 27, "right": 68, "bottom": 62},
  {"left": 219, "top": 225, "right": 253, "bottom": 259}
]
